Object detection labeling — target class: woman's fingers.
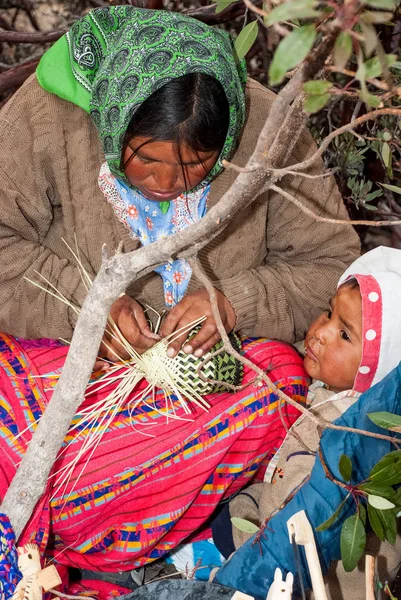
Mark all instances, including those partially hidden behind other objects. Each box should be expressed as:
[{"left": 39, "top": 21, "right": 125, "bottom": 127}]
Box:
[
  {"left": 100, "top": 335, "right": 130, "bottom": 361},
  {"left": 93, "top": 358, "right": 111, "bottom": 372},
  {"left": 116, "top": 306, "right": 156, "bottom": 352},
  {"left": 160, "top": 302, "right": 190, "bottom": 356},
  {"left": 160, "top": 288, "right": 236, "bottom": 357},
  {"left": 182, "top": 324, "right": 222, "bottom": 357},
  {"left": 100, "top": 294, "right": 159, "bottom": 360},
  {"left": 134, "top": 305, "right": 161, "bottom": 341},
  {"left": 161, "top": 303, "right": 187, "bottom": 338},
  {"left": 165, "top": 316, "right": 220, "bottom": 358}
]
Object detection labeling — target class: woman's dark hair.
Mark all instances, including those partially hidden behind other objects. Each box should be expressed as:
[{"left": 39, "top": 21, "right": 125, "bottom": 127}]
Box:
[{"left": 121, "top": 72, "right": 230, "bottom": 175}]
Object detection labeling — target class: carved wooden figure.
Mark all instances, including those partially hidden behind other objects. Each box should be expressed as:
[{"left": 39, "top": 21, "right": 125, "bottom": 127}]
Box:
[
  {"left": 11, "top": 544, "right": 61, "bottom": 600},
  {"left": 266, "top": 568, "right": 294, "bottom": 600}
]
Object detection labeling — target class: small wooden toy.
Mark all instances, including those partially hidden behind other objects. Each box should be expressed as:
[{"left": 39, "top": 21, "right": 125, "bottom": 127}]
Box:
[
  {"left": 11, "top": 544, "right": 61, "bottom": 600},
  {"left": 231, "top": 591, "right": 255, "bottom": 600},
  {"left": 287, "top": 510, "right": 327, "bottom": 600},
  {"left": 266, "top": 568, "right": 293, "bottom": 600}
]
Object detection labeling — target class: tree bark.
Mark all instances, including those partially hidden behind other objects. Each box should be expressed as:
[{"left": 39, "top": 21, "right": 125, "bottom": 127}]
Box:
[
  {"left": 183, "top": 1, "right": 263, "bottom": 24},
  {"left": 0, "top": 58, "right": 39, "bottom": 93},
  {"left": 0, "top": 28, "right": 66, "bottom": 43}
]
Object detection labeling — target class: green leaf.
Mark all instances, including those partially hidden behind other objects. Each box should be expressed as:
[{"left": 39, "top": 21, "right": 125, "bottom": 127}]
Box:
[
  {"left": 382, "top": 131, "right": 392, "bottom": 141},
  {"left": 234, "top": 21, "right": 259, "bottom": 62},
  {"left": 362, "top": 0, "right": 398, "bottom": 8},
  {"left": 339, "top": 454, "right": 353, "bottom": 482},
  {"left": 360, "top": 483, "right": 398, "bottom": 503},
  {"left": 359, "top": 503, "right": 367, "bottom": 526},
  {"left": 302, "top": 81, "right": 334, "bottom": 115},
  {"left": 363, "top": 203, "right": 379, "bottom": 210},
  {"left": 215, "top": 0, "right": 239, "bottom": 13},
  {"left": 368, "top": 411, "right": 401, "bottom": 430},
  {"left": 333, "top": 32, "right": 352, "bottom": 70},
  {"left": 380, "top": 182, "right": 401, "bottom": 194},
  {"left": 367, "top": 503, "right": 386, "bottom": 541},
  {"left": 368, "top": 504, "right": 397, "bottom": 544},
  {"left": 269, "top": 24, "right": 316, "bottom": 86},
  {"left": 266, "top": 0, "right": 319, "bottom": 25},
  {"left": 369, "top": 450, "right": 401, "bottom": 486},
  {"left": 303, "top": 80, "right": 332, "bottom": 94},
  {"left": 368, "top": 494, "right": 395, "bottom": 510},
  {"left": 361, "top": 10, "right": 394, "bottom": 23},
  {"left": 303, "top": 93, "right": 330, "bottom": 114},
  {"left": 382, "top": 142, "right": 391, "bottom": 167},
  {"left": 340, "top": 514, "right": 366, "bottom": 572},
  {"left": 366, "top": 189, "right": 383, "bottom": 201},
  {"left": 356, "top": 54, "right": 397, "bottom": 80},
  {"left": 392, "top": 486, "right": 401, "bottom": 508},
  {"left": 360, "top": 21, "right": 378, "bottom": 56},
  {"left": 316, "top": 494, "right": 350, "bottom": 531},
  {"left": 359, "top": 89, "right": 382, "bottom": 108},
  {"left": 230, "top": 517, "right": 260, "bottom": 534},
  {"left": 379, "top": 508, "right": 397, "bottom": 544}
]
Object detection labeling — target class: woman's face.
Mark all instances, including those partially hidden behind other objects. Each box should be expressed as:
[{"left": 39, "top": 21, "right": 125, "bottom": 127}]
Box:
[
  {"left": 123, "top": 136, "right": 219, "bottom": 202},
  {"left": 304, "top": 284, "right": 362, "bottom": 392}
]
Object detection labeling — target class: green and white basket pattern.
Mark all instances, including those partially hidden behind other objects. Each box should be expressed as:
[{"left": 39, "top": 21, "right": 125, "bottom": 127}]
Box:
[{"left": 136, "top": 329, "right": 244, "bottom": 396}]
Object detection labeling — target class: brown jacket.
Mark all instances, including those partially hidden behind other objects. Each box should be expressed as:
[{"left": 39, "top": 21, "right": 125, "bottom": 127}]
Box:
[{"left": 0, "top": 74, "right": 359, "bottom": 340}]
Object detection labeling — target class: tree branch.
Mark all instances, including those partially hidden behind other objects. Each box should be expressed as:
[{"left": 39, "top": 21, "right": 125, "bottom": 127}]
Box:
[
  {"left": 273, "top": 108, "right": 401, "bottom": 177},
  {"left": 0, "top": 78, "right": 300, "bottom": 534},
  {"left": 0, "top": 28, "right": 66, "bottom": 43},
  {"left": 2, "top": 21, "right": 397, "bottom": 542},
  {"left": 183, "top": 1, "right": 263, "bottom": 24},
  {"left": 0, "top": 57, "right": 40, "bottom": 93},
  {"left": 271, "top": 168, "right": 337, "bottom": 180},
  {"left": 270, "top": 184, "right": 401, "bottom": 227}
]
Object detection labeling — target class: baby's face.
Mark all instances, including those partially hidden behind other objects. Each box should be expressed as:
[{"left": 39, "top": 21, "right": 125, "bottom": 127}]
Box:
[{"left": 304, "top": 283, "right": 362, "bottom": 392}]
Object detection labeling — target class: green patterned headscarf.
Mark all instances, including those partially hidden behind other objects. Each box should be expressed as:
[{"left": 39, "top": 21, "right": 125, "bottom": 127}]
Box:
[{"left": 37, "top": 6, "right": 247, "bottom": 186}]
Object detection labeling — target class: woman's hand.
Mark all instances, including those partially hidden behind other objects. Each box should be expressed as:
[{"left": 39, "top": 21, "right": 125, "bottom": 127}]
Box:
[
  {"left": 160, "top": 288, "right": 236, "bottom": 358},
  {"left": 98, "top": 295, "right": 160, "bottom": 364}
]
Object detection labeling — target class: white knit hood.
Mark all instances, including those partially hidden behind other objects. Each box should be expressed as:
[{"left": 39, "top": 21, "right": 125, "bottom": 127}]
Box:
[{"left": 338, "top": 246, "right": 401, "bottom": 393}]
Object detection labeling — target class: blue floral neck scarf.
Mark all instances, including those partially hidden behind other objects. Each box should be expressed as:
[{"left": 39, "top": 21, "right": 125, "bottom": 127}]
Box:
[{"left": 112, "top": 175, "right": 210, "bottom": 307}]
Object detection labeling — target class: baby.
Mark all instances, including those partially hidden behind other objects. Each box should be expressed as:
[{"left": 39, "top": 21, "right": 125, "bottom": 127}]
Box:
[
  {"left": 212, "top": 246, "right": 401, "bottom": 580},
  {"left": 304, "top": 244, "right": 400, "bottom": 395}
]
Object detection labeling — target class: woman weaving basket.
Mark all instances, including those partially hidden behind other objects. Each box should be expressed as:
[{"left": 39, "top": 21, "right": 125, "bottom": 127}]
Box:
[{"left": 0, "top": 5, "right": 358, "bottom": 596}]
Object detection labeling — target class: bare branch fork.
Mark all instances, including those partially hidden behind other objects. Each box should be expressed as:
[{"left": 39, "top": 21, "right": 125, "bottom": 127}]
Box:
[
  {"left": 270, "top": 184, "right": 401, "bottom": 227},
  {"left": 273, "top": 108, "right": 401, "bottom": 177}
]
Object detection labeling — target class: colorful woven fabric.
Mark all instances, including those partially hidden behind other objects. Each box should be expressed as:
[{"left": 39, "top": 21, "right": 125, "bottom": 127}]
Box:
[
  {"left": 0, "top": 513, "right": 21, "bottom": 600},
  {"left": 0, "top": 333, "right": 308, "bottom": 577},
  {"left": 36, "top": 6, "right": 246, "bottom": 186}
]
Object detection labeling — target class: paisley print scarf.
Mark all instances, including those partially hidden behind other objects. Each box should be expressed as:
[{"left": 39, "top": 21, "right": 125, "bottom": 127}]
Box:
[{"left": 36, "top": 5, "right": 246, "bottom": 187}]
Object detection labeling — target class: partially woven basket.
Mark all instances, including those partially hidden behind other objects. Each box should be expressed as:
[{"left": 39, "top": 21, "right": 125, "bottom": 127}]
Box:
[
  {"left": 56, "top": 327, "right": 245, "bottom": 495},
  {"left": 137, "top": 329, "right": 244, "bottom": 396}
]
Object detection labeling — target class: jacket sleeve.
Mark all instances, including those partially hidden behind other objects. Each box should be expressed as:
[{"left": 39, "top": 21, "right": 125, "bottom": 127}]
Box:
[
  {"left": 214, "top": 364, "right": 401, "bottom": 599},
  {"left": 214, "top": 128, "right": 361, "bottom": 343},
  {"left": 0, "top": 166, "right": 88, "bottom": 339}
]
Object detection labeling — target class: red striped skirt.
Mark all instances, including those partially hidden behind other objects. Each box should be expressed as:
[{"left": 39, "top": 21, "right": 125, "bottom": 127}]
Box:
[{"left": 0, "top": 334, "right": 308, "bottom": 573}]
